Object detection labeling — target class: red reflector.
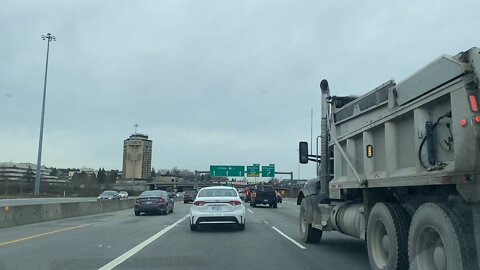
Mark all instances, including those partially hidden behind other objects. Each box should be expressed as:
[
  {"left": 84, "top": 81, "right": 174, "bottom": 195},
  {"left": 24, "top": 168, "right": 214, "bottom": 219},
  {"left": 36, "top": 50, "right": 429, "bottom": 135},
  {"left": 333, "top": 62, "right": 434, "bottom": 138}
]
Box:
[
  {"left": 475, "top": 116, "right": 480, "bottom": 123},
  {"left": 229, "top": 200, "right": 241, "bottom": 206},
  {"left": 194, "top": 201, "right": 205, "bottom": 206},
  {"left": 460, "top": 119, "right": 468, "bottom": 126},
  {"left": 469, "top": 95, "right": 479, "bottom": 112}
]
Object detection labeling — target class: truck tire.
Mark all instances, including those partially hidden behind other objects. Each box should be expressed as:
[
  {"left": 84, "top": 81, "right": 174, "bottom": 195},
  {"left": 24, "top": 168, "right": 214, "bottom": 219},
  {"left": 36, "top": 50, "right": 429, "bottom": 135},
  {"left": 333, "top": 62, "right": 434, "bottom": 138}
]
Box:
[
  {"left": 300, "top": 199, "right": 322, "bottom": 243},
  {"left": 190, "top": 223, "right": 198, "bottom": 231},
  {"left": 367, "top": 202, "right": 410, "bottom": 270},
  {"left": 408, "top": 203, "right": 477, "bottom": 270}
]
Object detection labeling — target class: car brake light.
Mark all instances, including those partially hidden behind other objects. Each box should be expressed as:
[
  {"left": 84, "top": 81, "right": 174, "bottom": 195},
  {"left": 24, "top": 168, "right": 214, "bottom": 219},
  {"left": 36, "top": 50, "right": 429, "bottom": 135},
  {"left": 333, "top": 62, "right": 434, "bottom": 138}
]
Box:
[
  {"left": 460, "top": 118, "right": 468, "bottom": 126},
  {"left": 469, "top": 94, "right": 478, "bottom": 112},
  {"left": 229, "top": 200, "right": 241, "bottom": 206},
  {"left": 194, "top": 201, "right": 206, "bottom": 206},
  {"left": 135, "top": 198, "right": 140, "bottom": 203},
  {"left": 253, "top": 192, "right": 256, "bottom": 197},
  {"left": 475, "top": 116, "right": 480, "bottom": 124},
  {"left": 158, "top": 198, "right": 164, "bottom": 204}
]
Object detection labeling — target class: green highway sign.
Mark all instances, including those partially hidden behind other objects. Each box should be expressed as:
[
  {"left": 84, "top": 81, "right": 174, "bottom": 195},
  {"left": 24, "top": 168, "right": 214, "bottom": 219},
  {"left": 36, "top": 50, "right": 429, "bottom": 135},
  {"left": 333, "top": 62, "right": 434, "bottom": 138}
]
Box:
[
  {"left": 261, "top": 164, "right": 275, "bottom": 177},
  {"left": 246, "top": 164, "right": 260, "bottom": 177},
  {"left": 210, "top": 165, "right": 245, "bottom": 177}
]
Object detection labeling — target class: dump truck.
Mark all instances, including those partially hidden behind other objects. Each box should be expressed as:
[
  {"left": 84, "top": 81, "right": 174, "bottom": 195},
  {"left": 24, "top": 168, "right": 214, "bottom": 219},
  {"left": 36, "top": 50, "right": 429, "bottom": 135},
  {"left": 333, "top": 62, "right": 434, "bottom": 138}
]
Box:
[{"left": 298, "top": 47, "right": 480, "bottom": 270}]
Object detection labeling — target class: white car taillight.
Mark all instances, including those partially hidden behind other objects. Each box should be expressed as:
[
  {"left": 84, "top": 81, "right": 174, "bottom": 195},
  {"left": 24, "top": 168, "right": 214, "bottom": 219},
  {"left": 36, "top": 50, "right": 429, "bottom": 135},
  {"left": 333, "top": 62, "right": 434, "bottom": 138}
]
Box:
[
  {"left": 229, "top": 200, "right": 241, "bottom": 206},
  {"left": 194, "top": 201, "right": 206, "bottom": 206}
]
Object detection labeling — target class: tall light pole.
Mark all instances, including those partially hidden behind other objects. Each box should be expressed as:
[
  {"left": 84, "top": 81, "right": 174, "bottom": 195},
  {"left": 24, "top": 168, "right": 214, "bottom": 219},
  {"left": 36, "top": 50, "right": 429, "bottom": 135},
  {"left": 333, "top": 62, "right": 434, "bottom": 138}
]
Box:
[{"left": 35, "top": 33, "right": 56, "bottom": 194}]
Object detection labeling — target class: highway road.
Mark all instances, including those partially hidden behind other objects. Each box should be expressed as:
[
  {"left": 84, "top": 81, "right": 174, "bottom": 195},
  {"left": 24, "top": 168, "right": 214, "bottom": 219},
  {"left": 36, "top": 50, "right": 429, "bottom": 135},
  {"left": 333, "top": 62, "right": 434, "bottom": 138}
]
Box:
[
  {"left": 0, "top": 197, "right": 98, "bottom": 207},
  {"left": 0, "top": 200, "right": 370, "bottom": 270}
]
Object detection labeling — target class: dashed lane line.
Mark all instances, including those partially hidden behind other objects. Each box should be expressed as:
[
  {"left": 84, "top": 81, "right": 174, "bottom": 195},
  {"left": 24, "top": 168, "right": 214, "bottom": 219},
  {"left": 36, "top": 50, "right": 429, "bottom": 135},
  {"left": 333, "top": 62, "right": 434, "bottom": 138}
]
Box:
[
  {"left": 98, "top": 214, "right": 190, "bottom": 270},
  {"left": 272, "top": 226, "right": 307, "bottom": 250}
]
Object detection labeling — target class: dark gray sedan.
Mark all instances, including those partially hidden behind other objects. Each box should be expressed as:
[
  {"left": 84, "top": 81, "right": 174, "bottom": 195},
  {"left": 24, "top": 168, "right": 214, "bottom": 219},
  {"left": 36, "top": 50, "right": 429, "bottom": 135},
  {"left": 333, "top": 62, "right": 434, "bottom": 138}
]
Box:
[
  {"left": 97, "top": 190, "right": 120, "bottom": 201},
  {"left": 134, "top": 190, "right": 174, "bottom": 216}
]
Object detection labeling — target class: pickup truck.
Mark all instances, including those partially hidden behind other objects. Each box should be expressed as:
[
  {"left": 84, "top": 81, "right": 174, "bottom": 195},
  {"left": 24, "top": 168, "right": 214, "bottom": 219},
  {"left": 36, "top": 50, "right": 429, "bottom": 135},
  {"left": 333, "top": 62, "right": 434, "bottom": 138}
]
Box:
[{"left": 249, "top": 185, "right": 277, "bottom": 208}]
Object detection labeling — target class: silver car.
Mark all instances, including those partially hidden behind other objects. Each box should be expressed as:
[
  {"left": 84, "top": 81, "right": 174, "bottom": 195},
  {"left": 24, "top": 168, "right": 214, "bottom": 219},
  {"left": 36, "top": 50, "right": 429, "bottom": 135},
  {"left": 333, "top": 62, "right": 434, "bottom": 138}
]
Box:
[
  {"left": 118, "top": 191, "right": 129, "bottom": 199},
  {"left": 190, "top": 186, "right": 246, "bottom": 231}
]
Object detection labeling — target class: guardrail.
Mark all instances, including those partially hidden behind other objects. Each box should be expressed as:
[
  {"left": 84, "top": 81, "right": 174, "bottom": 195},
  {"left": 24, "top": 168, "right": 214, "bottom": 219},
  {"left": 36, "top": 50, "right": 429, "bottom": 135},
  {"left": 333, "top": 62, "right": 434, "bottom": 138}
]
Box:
[{"left": 0, "top": 199, "right": 135, "bottom": 229}]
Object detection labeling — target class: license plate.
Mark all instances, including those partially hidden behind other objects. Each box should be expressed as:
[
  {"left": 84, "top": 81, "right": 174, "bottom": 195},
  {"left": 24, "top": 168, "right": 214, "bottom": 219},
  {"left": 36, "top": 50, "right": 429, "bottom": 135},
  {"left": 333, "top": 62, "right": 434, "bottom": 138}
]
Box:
[
  {"left": 145, "top": 201, "right": 152, "bottom": 204},
  {"left": 212, "top": 206, "right": 221, "bottom": 211},
  {"left": 264, "top": 199, "right": 268, "bottom": 202}
]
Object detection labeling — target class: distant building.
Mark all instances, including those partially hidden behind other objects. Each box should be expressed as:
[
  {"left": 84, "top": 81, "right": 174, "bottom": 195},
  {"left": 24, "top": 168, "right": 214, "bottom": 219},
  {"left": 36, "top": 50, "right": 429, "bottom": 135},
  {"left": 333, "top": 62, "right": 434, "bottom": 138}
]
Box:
[
  {"left": 0, "top": 162, "right": 61, "bottom": 183},
  {"left": 122, "top": 133, "right": 152, "bottom": 180}
]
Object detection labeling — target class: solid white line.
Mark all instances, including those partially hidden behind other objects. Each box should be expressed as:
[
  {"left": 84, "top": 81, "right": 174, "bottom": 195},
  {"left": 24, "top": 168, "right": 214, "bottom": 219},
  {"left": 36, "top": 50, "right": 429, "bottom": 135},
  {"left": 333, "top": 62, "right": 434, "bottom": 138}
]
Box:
[
  {"left": 247, "top": 209, "right": 254, "bottom": 214},
  {"left": 264, "top": 220, "right": 269, "bottom": 224},
  {"left": 271, "top": 226, "right": 307, "bottom": 250},
  {"left": 98, "top": 214, "right": 190, "bottom": 270}
]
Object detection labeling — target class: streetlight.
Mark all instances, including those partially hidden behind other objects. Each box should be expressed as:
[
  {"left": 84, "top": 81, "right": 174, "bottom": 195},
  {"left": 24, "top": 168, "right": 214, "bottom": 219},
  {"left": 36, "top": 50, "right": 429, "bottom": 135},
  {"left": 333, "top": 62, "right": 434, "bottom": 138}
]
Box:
[{"left": 35, "top": 33, "right": 56, "bottom": 194}]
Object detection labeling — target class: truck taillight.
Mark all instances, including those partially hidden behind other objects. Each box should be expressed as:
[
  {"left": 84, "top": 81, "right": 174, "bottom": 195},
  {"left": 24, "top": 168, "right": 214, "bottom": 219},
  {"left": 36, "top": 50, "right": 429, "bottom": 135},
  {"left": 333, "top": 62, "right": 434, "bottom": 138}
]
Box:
[
  {"left": 194, "top": 201, "right": 206, "bottom": 206},
  {"left": 229, "top": 200, "right": 241, "bottom": 206},
  {"left": 469, "top": 94, "right": 478, "bottom": 112},
  {"left": 475, "top": 116, "right": 480, "bottom": 124}
]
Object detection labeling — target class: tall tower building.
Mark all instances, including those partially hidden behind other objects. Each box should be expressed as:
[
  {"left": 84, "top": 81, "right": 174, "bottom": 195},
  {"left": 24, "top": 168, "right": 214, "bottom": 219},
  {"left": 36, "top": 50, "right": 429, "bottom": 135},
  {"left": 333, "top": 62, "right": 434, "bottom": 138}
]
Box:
[{"left": 122, "top": 133, "right": 152, "bottom": 180}]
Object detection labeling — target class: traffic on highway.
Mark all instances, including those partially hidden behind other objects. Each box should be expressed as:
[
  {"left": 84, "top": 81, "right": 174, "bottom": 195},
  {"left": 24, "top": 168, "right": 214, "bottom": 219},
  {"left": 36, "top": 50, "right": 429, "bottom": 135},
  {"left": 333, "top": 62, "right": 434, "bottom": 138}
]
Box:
[
  {"left": 0, "top": 191, "right": 370, "bottom": 270},
  {"left": 2, "top": 1, "right": 480, "bottom": 270}
]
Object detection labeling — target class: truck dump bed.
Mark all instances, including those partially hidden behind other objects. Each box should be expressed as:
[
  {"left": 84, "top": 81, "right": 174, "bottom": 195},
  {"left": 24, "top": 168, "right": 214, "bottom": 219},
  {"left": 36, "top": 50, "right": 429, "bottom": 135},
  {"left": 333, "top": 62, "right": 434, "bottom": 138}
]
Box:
[{"left": 328, "top": 47, "right": 480, "bottom": 201}]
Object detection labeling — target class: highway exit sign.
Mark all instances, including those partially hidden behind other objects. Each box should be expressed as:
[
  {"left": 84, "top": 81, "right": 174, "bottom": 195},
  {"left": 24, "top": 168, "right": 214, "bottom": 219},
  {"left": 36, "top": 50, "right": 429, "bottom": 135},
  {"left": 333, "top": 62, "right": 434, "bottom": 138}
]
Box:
[
  {"left": 261, "top": 164, "right": 275, "bottom": 177},
  {"left": 210, "top": 165, "right": 245, "bottom": 177},
  {"left": 246, "top": 164, "right": 260, "bottom": 177}
]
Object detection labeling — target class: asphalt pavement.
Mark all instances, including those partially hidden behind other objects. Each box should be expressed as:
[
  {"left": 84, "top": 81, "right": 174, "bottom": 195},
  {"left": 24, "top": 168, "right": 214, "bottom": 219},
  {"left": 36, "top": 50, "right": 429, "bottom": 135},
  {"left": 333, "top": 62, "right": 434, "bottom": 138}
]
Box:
[
  {"left": 0, "top": 197, "right": 98, "bottom": 206},
  {"left": 0, "top": 200, "right": 370, "bottom": 270}
]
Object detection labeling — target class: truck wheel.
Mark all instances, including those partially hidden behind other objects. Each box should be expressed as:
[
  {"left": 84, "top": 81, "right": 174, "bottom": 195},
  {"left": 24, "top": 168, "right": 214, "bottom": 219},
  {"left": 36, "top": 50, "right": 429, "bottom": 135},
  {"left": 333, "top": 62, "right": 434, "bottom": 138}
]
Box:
[
  {"left": 367, "top": 202, "right": 410, "bottom": 270},
  {"left": 408, "top": 203, "right": 476, "bottom": 270},
  {"left": 300, "top": 199, "right": 322, "bottom": 243}
]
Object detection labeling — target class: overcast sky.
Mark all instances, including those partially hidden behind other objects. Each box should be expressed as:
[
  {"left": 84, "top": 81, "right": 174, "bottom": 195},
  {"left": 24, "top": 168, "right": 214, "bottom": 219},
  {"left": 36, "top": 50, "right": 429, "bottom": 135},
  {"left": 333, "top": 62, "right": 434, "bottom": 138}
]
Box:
[{"left": 1, "top": 1, "right": 479, "bottom": 179}]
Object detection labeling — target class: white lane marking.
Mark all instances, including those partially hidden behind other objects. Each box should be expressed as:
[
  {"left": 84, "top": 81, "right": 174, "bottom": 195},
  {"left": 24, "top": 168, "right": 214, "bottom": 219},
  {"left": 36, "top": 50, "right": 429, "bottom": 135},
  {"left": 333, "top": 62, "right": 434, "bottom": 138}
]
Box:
[
  {"left": 247, "top": 209, "right": 254, "bottom": 214},
  {"left": 98, "top": 214, "right": 189, "bottom": 270},
  {"left": 272, "top": 226, "right": 307, "bottom": 250},
  {"left": 264, "top": 220, "right": 269, "bottom": 224}
]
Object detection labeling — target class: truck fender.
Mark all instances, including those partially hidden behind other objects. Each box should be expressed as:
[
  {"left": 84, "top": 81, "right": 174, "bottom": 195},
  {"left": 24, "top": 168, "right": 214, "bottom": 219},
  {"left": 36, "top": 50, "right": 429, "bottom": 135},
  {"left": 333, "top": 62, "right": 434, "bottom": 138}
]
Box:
[
  {"left": 302, "top": 179, "right": 320, "bottom": 198},
  {"left": 299, "top": 193, "right": 323, "bottom": 224}
]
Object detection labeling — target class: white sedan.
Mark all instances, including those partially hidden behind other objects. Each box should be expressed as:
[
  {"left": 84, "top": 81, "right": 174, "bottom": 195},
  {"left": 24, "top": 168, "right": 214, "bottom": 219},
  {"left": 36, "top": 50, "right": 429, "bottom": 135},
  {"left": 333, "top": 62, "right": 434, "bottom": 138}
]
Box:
[
  {"left": 190, "top": 186, "right": 246, "bottom": 231},
  {"left": 118, "top": 191, "right": 129, "bottom": 199}
]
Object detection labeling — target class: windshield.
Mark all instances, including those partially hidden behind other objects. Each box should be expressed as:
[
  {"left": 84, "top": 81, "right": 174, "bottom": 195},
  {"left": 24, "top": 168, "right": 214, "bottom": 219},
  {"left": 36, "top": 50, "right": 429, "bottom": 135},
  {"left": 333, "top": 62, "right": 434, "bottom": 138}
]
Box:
[{"left": 1, "top": 1, "right": 479, "bottom": 270}]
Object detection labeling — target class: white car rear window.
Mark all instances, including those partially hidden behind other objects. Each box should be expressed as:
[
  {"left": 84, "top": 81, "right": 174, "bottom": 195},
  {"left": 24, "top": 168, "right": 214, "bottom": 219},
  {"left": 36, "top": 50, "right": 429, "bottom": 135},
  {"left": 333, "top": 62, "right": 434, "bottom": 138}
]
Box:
[{"left": 198, "top": 189, "right": 237, "bottom": 197}]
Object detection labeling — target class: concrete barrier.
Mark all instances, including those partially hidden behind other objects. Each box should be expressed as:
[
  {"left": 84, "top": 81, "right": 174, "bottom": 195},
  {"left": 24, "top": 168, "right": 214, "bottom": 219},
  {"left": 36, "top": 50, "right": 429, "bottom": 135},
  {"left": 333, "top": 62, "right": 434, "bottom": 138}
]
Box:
[{"left": 0, "top": 199, "right": 134, "bottom": 229}]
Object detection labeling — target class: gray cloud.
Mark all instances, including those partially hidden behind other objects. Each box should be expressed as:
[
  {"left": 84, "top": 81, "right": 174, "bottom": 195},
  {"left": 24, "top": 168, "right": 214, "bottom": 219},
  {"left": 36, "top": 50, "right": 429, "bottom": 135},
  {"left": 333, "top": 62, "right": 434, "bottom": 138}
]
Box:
[{"left": 1, "top": 0, "right": 479, "bottom": 179}]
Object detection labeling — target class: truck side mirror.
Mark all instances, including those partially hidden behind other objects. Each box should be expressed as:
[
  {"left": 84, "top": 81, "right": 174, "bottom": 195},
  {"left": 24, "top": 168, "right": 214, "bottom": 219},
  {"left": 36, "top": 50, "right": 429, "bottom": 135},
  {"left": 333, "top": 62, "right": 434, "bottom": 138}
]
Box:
[{"left": 299, "top": 141, "right": 309, "bottom": 164}]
